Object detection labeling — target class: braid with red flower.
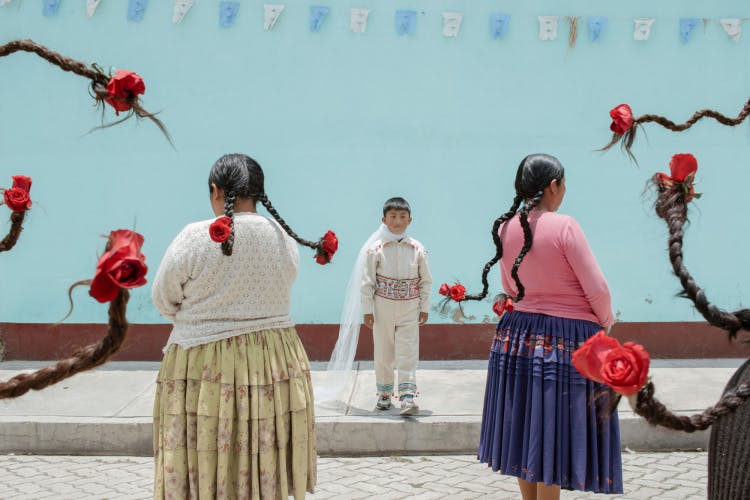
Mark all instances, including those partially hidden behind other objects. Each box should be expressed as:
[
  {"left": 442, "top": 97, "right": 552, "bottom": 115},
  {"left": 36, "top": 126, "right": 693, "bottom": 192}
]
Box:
[
  {"left": 0, "top": 175, "right": 32, "bottom": 252},
  {"left": 0, "top": 229, "right": 148, "bottom": 399},
  {"left": 0, "top": 39, "right": 171, "bottom": 143},
  {"left": 600, "top": 98, "right": 750, "bottom": 161}
]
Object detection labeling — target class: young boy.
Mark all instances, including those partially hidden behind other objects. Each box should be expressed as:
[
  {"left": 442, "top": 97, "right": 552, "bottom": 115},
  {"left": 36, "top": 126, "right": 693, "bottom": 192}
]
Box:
[{"left": 361, "top": 197, "right": 432, "bottom": 416}]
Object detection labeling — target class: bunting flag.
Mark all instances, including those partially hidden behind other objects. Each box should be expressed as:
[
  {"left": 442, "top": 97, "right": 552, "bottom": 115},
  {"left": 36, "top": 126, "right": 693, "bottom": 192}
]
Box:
[
  {"left": 489, "top": 14, "right": 510, "bottom": 40},
  {"left": 538, "top": 16, "right": 558, "bottom": 41},
  {"left": 442, "top": 12, "right": 463, "bottom": 38},
  {"left": 679, "top": 18, "right": 700, "bottom": 44},
  {"left": 86, "top": 0, "right": 102, "bottom": 18},
  {"left": 395, "top": 10, "right": 416, "bottom": 35},
  {"left": 634, "top": 17, "right": 654, "bottom": 40},
  {"left": 42, "top": 0, "right": 61, "bottom": 17},
  {"left": 350, "top": 8, "right": 369, "bottom": 33},
  {"left": 588, "top": 17, "right": 607, "bottom": 42},
  {"left": 720, "top": 18, "right": 742, "bottom": 42},
  {"left": 127, "top": 0, "right": 148, "bottom": 22},
  {"left": 219, "top": 1, "right": 239, "bottom": 27},
  {"left": 264, "top": 4, "right": 284, "bottom": 30},
  {"left": 309, "top": 6, "right": 329, "bottom": 32},
  {"left": 172, "top": 0, "right": 194, "bottom": 24}
]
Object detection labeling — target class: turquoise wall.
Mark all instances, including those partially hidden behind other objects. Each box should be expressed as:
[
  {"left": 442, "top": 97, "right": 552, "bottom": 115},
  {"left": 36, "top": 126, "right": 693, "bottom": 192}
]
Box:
[{"left": 2, "top": 0, "right": 749, "bottom": 325}]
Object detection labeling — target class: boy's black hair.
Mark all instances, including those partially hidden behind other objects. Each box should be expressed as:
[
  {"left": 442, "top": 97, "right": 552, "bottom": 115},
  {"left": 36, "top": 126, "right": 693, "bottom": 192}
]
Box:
[{"left": 383, "top": 197, "right": 411, "bottom": 216}]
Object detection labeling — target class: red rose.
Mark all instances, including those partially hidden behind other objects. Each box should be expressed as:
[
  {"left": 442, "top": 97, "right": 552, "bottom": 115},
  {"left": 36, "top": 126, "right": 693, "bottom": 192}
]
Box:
[
  {"left": 600, "top": 342, "right": 650, "bottom": 396},
  {"left": 209, "top": 216, "right": 232, "bottom": 243},
  {"left": 89, "top": 230, "right": 148, "bottom": 303},
  {"left": 492, "top": 297, "right": 514, "bottom": 316},
  {"left": 439, "top": 283, "right": 451, "bottom": 296},
  {"left": 105, "top": 70, "right": 146, "bottom": 114},
  {"left": 668, "top": 153, "right": 698, "bottom": 183},
  {"left": 315, "top": 230, "right": 338, "bottom": 265},
  {"left": 449, "top": 284, "right": 466, "bottom": 302},
  {"left": 3, "top": 175, "right": 33, "bottom": 212},
  {"left": 572, "top": 331, "right": 620, "bottom": 383},
  {"left": 609, "top": 104, "right": 633, "bottom": 135}
]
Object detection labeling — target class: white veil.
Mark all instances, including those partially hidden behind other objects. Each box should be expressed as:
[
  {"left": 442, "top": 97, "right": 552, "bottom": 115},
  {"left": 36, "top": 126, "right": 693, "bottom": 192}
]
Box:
[{"left": 314, "top": 224, "right": 386, "bottom": 404}]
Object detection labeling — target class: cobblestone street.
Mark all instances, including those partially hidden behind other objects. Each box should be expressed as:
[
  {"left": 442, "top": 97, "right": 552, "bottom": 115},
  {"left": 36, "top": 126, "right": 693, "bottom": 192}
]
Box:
[{"left": 0, "top": 452, "right": 707, "bottom": 499}]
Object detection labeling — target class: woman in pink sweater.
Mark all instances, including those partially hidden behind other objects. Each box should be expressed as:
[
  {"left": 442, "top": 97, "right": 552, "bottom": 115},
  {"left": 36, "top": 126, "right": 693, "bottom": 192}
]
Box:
[{"left": 470, "top": 154, "right": 622, "bottom": 499}]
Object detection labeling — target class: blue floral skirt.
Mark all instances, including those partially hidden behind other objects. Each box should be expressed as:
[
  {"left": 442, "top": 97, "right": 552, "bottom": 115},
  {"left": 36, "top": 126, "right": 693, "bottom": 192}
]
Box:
[{"left": 478, "top": 311, "right": 623, "bottom": 494}]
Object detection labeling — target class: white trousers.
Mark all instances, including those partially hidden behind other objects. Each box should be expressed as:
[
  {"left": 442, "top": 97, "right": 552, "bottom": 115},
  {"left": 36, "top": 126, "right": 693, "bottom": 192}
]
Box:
[{"left": 373, "top": 296, "right": 419, "bottom": 398}]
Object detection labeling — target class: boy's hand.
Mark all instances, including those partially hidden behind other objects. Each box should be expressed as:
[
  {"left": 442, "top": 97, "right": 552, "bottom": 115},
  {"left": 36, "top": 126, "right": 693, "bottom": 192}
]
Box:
[
  {"left": 363, "top": 314, "right": 375, "bottom": 329},
  {"left": 419, "top": 312, "right": 428, "bottom": 325}
]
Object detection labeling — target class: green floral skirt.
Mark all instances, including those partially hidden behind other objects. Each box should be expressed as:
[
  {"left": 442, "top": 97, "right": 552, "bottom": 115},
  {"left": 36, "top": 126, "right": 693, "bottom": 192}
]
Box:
[{"left": 153, "top": 327, "right": 316, "bottom": 499}]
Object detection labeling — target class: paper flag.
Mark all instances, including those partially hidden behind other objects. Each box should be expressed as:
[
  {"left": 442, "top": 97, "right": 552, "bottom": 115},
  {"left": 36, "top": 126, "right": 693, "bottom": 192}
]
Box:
[
  {"left": 489, "top": 14, "right": 510, "bottom": 40},
  {"left": 127, "top": 0, "right": 147, "bottom": 22},
  {"left": 538, "top": 16, "right": 558, "bottom": 41},
  {"left": 42, "top": 0, "right": 61, "bottom": 17},
  {"left": 350, "top": 8, "right": 369, "bottom": 33},
  {"left": 309, "top": 6, "right": 329, "bottom": 32},
  {"left": 219, "top": 1, "right": 239, "bottom": 28},
  {"left": 442, "top": 12, "right": 463, "bottom": 38},
  {"left": 86, "top": 0, "right": 102, "bottom": 18},
  {"left": 264, "top": 4, "right": 284, "bottom": 30},
  {"left": 588, "top": 17, "right": 607, "bottom": 42},
  {"left": 395, "top": 10, "right": 417, "bottom": 36},
  {"left": 172, "top": 0, "right": 193, "bottom": 24},
  {"left": 679, "top": 18, "right": 700, "bottom": 44},
  {"left": 720, "top": 18, "right": 742, "bottom": 42},
  {"left": 634, "top": 18, "right": 655, "bottom": 41}
]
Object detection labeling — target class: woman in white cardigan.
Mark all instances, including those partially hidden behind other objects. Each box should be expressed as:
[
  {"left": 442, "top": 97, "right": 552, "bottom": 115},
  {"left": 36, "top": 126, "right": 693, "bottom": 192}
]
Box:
[{"left": 151, "top": 153, "right": 337, "bottom": 499}]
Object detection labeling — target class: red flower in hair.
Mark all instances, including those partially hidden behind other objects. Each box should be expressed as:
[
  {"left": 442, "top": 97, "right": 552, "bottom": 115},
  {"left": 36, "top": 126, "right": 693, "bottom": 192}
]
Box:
[
  {"left": 655, "top": 153, "right": 701, "bottom": 201},
  {"left": 438, "top": 283, "right": 466, "bottom": 302},
  {"left": 3, "top": 175, "right": 33, "bottom": 213},
  {"left": 609, "top": 104, "right": 634, "bottom": 135},
  {"left": 438, "top": 283, "right": 451, "bottom": 296},
  {"left": 492, "top": 297, "right": 514, "bottom": 317},
  {"left": 209, "top": 216, "right": 232, "bottom": 243},
  {"left": 89, "top": 230, "right": 148, "bottom": 303},
  {"left": 105, "top": 70, "right": 146, "bottom": 114},
  {"left": 315, "top": 230, "right": 338, "bottom": 265},
  {"left": 572, "top": 331, "right": 650, "bottom": 397}
]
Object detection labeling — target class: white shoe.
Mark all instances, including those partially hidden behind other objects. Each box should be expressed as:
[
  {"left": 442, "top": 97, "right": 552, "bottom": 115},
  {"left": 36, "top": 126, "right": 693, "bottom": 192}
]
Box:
[
  {"left": 376, "top": 396, "right": 392, "bottom": 410},
  {"left": 399, "top": 396, "right": 419, "bottom": 416}
]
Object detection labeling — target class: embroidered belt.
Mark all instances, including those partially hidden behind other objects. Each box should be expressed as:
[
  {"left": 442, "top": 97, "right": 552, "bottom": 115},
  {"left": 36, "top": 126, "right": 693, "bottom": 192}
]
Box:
[{"left": 375, "top": 274, "right": 420, "bottom": 300}]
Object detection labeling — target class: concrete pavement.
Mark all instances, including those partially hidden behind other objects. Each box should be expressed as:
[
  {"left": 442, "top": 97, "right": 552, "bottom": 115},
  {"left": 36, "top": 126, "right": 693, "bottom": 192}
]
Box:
[{"left": 0, "top": 359, "right": 745, "bottom": 456}]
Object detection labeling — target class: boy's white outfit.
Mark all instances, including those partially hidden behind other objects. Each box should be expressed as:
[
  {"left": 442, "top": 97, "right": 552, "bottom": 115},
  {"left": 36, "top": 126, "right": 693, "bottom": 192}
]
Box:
[{"left": 361, "top": 230, "right": 432, "bottom": 398}]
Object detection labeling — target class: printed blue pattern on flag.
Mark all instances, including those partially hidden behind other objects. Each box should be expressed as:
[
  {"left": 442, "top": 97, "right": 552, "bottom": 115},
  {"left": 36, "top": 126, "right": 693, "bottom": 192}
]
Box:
[
  {"left": 490, "top": 14, "right": 510, "bottom": 39},
  {"left": 42, "top": 0, "right": 61, "bottom": 17},
  {"left": 127, "top": 0, "right": 148, "bottom": 22},
  {"left": 680, "top": 18, "right": 700, "bottom": 44},
  {"left": 588, "top": 17, "right": 607, "bottom": 42},
  {"left": 219, "top": 1, "right": 240, "bottom": 28},
  {"left": 395, "top": 10, "right": 417, "bottom": 36},
  {"left": 310, "top": 6, "right": 330, "bottom": 32}
]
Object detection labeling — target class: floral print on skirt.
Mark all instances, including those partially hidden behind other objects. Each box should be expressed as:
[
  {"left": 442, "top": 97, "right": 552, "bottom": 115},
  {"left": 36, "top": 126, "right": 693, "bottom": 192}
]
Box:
[{"left": 153, "top": 327, "right": 316, "bottom": 499}]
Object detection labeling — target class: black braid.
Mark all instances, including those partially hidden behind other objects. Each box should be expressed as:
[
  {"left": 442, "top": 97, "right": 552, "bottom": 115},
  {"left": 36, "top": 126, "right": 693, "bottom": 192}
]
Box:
[
  {"left": 510, "top": 192, "right": 543, "bottom": 302},
  {"left": 464, "top": 195, "right": 522, "bottom": 301},
  {"left": 656, "top": 188, "right": 750, "bottom": 338},
  {"left": 221, "top": 191, "right": 235, "bottom": 256},
  {"left": 634, "top": 380, "right": 750, "bottom": 432},
  {"left": 257, "top": 194, "right": 318, "bottom": 250}
]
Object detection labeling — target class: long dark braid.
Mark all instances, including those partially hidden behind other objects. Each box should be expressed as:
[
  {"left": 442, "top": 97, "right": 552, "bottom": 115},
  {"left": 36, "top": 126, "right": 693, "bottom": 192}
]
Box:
[
  {"left": 633, "top": 380, "right": 750, "bottom": 433},
  {"left": 656, "top": 185, "right": 750, "bottom": 338},
  {"left": 464, "top": 195, "right": 522, "bottom": 301},
  {"left": 0, "top": 39, "right": 171, "bottom": 142},
  {"left": 0, "top": 211, "right": 26, "bottom": 252},
  {"left": 257, "top": 194, "right": 318, "bottom": 251},
  {"left": 221, "top": 191, "right": 236, "bottom": 256},
  {"left": 510, "top": 192, "right": 544, "bottom": 302},
  {"left": 601, "top": 97, "right": 750, "bottom": 160}
]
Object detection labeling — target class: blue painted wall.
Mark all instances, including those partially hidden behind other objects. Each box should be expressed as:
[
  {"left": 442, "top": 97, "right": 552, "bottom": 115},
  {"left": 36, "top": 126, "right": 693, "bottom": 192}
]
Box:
[{"left": 2, "top": 0, "right": 749, "bottom": 325}]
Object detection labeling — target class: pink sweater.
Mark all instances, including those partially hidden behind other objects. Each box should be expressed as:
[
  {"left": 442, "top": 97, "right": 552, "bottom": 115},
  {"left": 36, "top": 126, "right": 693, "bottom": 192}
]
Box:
[{"left": 499, "top": 210, "right": 614, "bottom": 327}]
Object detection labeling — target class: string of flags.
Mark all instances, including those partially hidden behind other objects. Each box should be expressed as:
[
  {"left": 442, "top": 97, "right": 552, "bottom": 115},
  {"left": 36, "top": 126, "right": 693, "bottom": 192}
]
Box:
[{"left": 2, "top": 1, "right": 749, "bottom": 44}]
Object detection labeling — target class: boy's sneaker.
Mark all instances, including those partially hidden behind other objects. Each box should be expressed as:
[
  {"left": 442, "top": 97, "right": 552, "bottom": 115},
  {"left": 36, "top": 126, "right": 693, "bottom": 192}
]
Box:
[
  {"left": 399, "top": 395, "right": 419, "bottom": 416},
  {"left": 376, "top": 395, "right": 392, "bottom": 410}
]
